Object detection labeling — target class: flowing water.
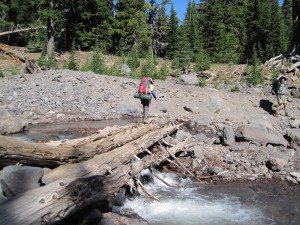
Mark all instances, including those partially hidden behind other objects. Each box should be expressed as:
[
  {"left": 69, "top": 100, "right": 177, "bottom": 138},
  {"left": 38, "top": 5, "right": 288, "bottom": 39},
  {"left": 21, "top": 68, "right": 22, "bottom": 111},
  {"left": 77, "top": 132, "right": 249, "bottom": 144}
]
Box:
[
  {"left": 9, "top": 119, "right": 300, "bottom": 225},
  {"left": 122, "top": 170, "right": 300, "bottom": 225}
]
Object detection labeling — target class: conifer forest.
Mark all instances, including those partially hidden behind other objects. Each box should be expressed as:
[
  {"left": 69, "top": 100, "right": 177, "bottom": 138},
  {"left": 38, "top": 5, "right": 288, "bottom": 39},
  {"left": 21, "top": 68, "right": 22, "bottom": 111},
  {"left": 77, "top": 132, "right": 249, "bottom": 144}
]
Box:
[{"left": 0, "top": 0, "right": 300, "bottom": 73}]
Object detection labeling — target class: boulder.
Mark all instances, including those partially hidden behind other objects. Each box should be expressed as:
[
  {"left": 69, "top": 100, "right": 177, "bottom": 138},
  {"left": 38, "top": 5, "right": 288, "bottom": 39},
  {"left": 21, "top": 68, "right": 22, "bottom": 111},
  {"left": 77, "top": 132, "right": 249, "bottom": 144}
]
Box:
[
  {"left": 0, "top": 109, "right": 28, "bottom": 135},
  {"left": 0, "top": 165, "right": 44, "bottom": 197},
  {"left": 236, "top": 124, "right": 288, "bottom": 147},
  {"left": 116, "top": 102, "right": 139, "bottom": 117},
  {"left": 266, "top": 157, "right": 288, "bottom": 172},
  {"left": 176, "top": 75, "right": 199, "bottom": 86},
  {"left": 286, "top": 129, "right": 300, "bottom": 152},
  {"left": 222, "top": 125, "right": 235, "bottom": 146},
  {"left": 187, "top": 115, "right": 212, "bottom": 128}
]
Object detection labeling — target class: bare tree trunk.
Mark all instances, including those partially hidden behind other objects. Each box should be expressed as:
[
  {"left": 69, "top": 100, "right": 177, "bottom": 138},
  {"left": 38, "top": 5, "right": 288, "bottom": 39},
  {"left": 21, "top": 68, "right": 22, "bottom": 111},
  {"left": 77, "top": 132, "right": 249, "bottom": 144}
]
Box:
[
  {"left": 293, "top": 0, "right": 300, "bottom": 54},
  {"left": 47, "top": 1, "right": 55, "bottom": 57},
  {"left": 0, "top": 26, "right": 46, "bottom": 37}
]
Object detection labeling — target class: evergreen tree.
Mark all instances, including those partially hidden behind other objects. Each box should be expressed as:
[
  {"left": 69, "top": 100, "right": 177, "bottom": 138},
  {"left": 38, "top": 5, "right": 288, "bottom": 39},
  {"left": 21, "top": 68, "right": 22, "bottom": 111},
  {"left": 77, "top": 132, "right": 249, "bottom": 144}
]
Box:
[
  {"left": 183, "top": 0, "right": 200, "bottom": 60},
  {"left": 244, "top": 0, "right": 286, "bottom": 62},
  {"left": 173, "top": 25, "right": 192, "bottom": 68},
  {"left": 198, "top": 0, "right": 226, "bottom": 62},
  {"left": 155, "top": 1, "right": 169, "bottom": 57},
  {"left": 114, "top": 0, "right": 151, "bottom": 55},
  {"left": 281, "top": 0, "right": 293, "bottom": 52},
  {"left": 148, "top": 0, "right": 170, "bottom": 58},
  {"left": 292, "top": 0, "right": 300, "bottom": 53},
  {"left": 166, "top": 5, "right": 179, "bottom": 59},
  {"left": 61, "top": 0, "right": 114, "bottom": 51}
]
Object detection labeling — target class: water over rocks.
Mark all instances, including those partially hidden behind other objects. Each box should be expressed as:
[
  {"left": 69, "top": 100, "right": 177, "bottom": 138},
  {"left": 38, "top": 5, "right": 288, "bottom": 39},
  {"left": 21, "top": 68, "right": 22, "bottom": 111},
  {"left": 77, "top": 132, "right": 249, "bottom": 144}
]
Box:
[{"left": 1, "top": 69, "right": 300, "bottom": 224}]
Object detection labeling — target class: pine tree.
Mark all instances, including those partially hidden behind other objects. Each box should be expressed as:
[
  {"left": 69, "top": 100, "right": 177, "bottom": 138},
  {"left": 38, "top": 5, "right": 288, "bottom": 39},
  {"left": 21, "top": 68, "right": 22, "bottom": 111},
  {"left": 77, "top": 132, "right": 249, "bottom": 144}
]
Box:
[
  {"left": 59, "top": 0, "right": 114, "bottom": 51},
  {"left": 166, "top": 5, "right": 179, "bottom": 59},
  {"left": 198, "top": 0, "right": 226, "bottom": 63},
  {"left": 292, "top": 0, "right": 300, "bottom": 53},
  {"left": 114, "top": 0, "right": 151, "bottom": 55},
  {"left": 245, "top": 0, "right": 286, "bottom": 61},
  {"left": 148, "top": 0, "right": 169, "bottom": 58},
  {"left": 281, "top": 0, "right": 293, "bottom": 52},
  {"left": 183, "top": 0, "right": 200, "bottom": 60}
]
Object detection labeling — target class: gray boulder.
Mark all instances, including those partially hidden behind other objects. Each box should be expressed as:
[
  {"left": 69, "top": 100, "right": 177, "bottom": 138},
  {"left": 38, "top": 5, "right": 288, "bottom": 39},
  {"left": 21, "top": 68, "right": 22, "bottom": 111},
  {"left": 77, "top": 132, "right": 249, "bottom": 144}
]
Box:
[
  {"left": 222, "top": 125, "right": 235, "bottom": 146},
  {"left": 266, "top": 157, "right": 288, "bottom": 172},
  {"left": 174, "top": 130, "right": 192, "bottom": 142},
  {"left": 236, "top": 124, "right": 288, "bottom": 147},
  {"left": 188, "top": 115, "right": 212, "bottom": 128},
  {"left": 0, "top": 165, "right": 44, "bottom": 197},
  {"left": 176, "top": 75, "right": 199, "bottom": 86},
  {"left": 116, "top": 102, "right": 139, "bottom": 117},
  {"left": 0, "top": 109, "right": 28, "bottom": 134},
  {"left": 286, "top": 129, "right": 300, "bottom": 152}
]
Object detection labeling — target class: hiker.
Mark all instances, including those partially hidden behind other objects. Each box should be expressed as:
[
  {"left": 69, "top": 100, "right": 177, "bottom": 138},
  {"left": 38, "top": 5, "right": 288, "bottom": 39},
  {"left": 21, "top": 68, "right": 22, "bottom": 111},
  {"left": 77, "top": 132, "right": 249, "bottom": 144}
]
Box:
[
  {"left": 274, "top": 74, "right": 290, "bottom": 117},
  {"left": 141, "top": 78, "right": 157, "bottom": 121}
]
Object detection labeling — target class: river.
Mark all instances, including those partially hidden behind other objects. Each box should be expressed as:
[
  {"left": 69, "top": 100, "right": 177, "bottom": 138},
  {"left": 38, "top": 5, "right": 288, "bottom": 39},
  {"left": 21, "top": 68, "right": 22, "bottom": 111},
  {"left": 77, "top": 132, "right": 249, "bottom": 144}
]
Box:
[
  {"left": 122, "top": 169, "right": 300, "bottom": 225},
  {"left": 10, "top": 119, "right": 300, "bottom": 225}
]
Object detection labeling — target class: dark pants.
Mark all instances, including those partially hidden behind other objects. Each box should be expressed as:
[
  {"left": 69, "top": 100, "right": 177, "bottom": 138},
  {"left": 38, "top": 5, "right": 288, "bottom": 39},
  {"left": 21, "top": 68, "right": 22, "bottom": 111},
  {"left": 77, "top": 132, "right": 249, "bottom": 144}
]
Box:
[{"left": 141, "top": 99, "right": 150, "bottom": 120}]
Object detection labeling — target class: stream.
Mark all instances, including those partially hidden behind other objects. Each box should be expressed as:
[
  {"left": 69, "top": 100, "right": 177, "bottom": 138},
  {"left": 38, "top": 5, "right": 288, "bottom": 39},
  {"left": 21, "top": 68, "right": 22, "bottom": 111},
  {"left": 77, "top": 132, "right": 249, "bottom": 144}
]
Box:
[
  {"left": 122, "top": 170, "right": 300, "bottom": 225},
  {"left": 9, "top": 119, "right": 300, "bottom": 225}
]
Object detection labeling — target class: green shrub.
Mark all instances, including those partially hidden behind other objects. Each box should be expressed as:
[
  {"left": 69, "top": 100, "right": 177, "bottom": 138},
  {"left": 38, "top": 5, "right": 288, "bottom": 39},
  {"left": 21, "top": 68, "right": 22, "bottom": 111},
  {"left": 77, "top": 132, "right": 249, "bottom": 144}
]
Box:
[
  {"left": 38, "top": 49, "right": 57, "bottom": 69},
  {"left": 230, "top": 85, "right": 240, "bottom": 92},
  {"left": 194, "top": 50, "right": 211, "bottom": 72},
  {"left": 244, "top": 64, "right": 264, "bottom": 85},
  {"left": 108, "top": 63, "right": 121, "bottom": 76},
  {"left": 0, "top": 71, "right": 4, "bottom": 78},
  {"left": 199, "top": 77, "right": 206, "bottom": 87},
  {"left": 213, "top": 82, "right": 220, "bottom": 90},
  {"left": 64, "top": 45, "right": 79, "bottom": 70},
  {"left": 127, "top": 51, "right": 140, "bottom": 69}
]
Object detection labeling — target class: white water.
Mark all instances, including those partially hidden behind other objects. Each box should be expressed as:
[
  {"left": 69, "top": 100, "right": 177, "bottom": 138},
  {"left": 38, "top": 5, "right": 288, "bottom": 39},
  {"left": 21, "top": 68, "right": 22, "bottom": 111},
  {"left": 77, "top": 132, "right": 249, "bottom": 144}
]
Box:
[{"left": 122, "top": 171, "right": 274, "bottom": 225}]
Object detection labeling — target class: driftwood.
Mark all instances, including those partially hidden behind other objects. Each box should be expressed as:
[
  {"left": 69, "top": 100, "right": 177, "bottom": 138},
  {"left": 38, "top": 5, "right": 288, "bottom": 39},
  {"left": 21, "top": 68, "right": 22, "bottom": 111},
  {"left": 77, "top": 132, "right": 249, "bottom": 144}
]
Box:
[
  {"left": 0, "top": 44, "right": 26, "bottom": 62},
  {"left": 0, "top": 123, "right": 192, "bottom": 225},
  {"left": 0, "top": 123, "right": 160, "bottom": 167}
]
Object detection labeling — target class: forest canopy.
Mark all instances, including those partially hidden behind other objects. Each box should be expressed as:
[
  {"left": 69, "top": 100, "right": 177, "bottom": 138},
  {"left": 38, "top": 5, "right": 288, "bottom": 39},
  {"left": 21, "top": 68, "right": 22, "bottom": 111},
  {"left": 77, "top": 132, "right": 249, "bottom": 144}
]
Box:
[{"left": 0, "top": 0, "right": 296, "bottom": 65}]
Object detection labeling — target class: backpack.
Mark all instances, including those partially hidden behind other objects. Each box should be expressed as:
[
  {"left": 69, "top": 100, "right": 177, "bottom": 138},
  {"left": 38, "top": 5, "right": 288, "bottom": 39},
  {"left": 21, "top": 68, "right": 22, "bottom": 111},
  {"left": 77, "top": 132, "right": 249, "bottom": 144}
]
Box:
[
  {"left": 133, "top": 76, "right": 152, "bottom": 100},
  {"left": 138, "top": 76, "right": 151, "bottom": 94},
  {"left": 271, "top": 78, "right": 279, "bottom": 95}
]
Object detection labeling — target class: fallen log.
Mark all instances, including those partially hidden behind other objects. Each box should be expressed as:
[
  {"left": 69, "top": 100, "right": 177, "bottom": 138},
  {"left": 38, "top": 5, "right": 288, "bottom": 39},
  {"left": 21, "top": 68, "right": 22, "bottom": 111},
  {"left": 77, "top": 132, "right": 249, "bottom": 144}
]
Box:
[
  {"left": 0, "top": 44, "right": 26, "bottom": 62},
  {"left": 0, "top": 123, "right": 160, "bottom": 167},
  {"left": 0, "top": 26, "right": 46, "bottom": 37},
  {"left": 43, "top": 123, "right": 180, "bottom": 183},
  {"left": 0, "top": 126, "right": 191, "bottom": 225}
]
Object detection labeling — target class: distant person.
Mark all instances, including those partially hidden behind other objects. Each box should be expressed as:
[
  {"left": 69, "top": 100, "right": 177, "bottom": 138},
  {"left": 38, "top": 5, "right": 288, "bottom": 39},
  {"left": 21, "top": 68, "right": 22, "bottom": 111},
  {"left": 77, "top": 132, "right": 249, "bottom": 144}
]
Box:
[
  {"left": 134, "top": 76, "right": 157, "bottom": 121},
  {"left": 273, "top": 74, "right": 290, "bottom": 117}
]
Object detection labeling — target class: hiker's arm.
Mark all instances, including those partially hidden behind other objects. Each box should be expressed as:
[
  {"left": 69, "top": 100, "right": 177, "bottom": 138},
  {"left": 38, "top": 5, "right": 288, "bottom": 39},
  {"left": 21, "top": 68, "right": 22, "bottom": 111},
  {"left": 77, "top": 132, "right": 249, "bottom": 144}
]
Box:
[{"left": 151, "top": 90, "right": 157, "bottom": 100}]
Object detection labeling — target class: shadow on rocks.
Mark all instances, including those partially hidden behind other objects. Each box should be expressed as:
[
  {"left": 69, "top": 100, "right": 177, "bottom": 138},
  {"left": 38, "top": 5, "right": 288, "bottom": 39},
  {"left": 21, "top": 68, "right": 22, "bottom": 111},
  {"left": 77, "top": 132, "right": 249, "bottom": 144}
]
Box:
[{"left": 259, "top": 99, "right": 276, "bottom": 115}]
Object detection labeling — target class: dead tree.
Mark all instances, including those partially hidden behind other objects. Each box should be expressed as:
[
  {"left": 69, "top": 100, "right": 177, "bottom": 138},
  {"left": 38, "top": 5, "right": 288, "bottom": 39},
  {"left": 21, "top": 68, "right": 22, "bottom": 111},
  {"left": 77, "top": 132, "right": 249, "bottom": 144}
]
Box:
[
  {"left": 0, "top": 123, "right": 191, "bottom": 225},
  {"left": 0, "top": 123, "right": 164, "bottom": 167}
]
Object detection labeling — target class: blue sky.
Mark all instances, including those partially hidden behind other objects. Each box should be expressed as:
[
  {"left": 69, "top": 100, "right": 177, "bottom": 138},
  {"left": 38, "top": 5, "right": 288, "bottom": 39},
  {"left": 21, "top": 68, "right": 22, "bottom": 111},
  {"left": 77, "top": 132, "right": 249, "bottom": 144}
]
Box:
[{"left": 160, "top": 0, "right": 284, "bottom": 21}]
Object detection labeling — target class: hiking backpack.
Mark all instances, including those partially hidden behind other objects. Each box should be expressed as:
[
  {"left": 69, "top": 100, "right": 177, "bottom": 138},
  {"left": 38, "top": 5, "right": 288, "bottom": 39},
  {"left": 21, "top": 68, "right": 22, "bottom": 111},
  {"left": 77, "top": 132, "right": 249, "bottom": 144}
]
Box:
[
  {"left": 138, "top": 76, "right": 151, "bottom": 94},
  {"left": 271, "top": 78, "right": 279, "bottom": 95}
]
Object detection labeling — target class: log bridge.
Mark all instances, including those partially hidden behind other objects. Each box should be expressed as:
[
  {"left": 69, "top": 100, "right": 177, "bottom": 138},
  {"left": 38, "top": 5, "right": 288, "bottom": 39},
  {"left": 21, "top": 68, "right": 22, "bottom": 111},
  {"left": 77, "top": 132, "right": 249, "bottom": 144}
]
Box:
[{"left": 0, "top": 121, "right": 193, "bottom": 225}]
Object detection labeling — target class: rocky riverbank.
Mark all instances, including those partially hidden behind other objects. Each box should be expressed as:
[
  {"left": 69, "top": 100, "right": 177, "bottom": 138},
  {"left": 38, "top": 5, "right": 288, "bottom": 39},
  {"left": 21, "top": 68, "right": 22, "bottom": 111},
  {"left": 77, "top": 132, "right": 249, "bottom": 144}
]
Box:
[{"left": 1, "top": 69, "right": 300, "bottom": 224}]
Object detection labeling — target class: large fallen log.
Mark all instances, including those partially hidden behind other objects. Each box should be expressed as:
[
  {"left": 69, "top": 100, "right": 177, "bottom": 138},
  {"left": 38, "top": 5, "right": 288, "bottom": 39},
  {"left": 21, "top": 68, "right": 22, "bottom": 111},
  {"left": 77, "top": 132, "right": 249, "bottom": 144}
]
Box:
[
  {"left": 0, "top": 44, "right": 27, "bottom": 62},
  {"left": 43, "top": 123, "right": 180, "bottom": 183},
  {"left": 0, "top": 26, "right": 46, "bottom": 37},
  {"left": 0, "top": 123, "right": 160, "bottom": 167},
  {"left": 0, "top": 124, "right": 188, "bottom": 225}
]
